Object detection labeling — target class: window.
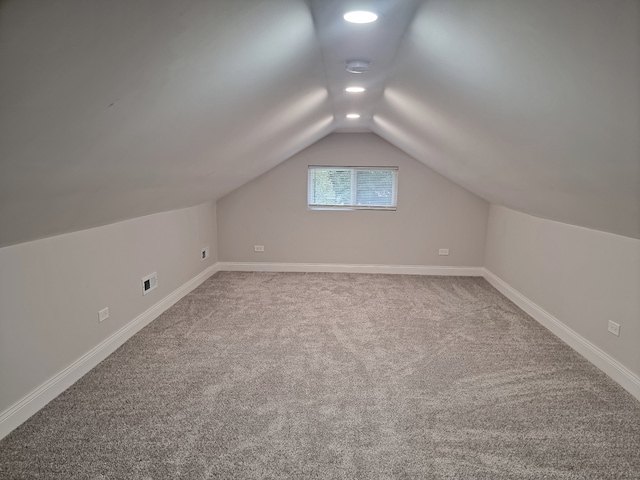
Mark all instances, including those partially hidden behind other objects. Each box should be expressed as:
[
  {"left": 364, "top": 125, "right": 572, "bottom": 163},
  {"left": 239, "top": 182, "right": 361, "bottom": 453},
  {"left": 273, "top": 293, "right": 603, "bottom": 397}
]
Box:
[{"left": 308, "top": 166, "right": 398, "bottom": 210}]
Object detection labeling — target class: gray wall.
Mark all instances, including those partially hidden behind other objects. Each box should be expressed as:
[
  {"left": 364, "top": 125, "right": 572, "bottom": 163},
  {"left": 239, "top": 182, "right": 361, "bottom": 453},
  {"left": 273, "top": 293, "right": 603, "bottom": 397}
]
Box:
[
  {"left": 485, "top": 205, "right": 640, "bottom": 378},
  {"left": 0, "top": 202, "right": 217, "bottom": 414},
  {"left": 217, "top": 133, "right": 489, "bottom": 266}
]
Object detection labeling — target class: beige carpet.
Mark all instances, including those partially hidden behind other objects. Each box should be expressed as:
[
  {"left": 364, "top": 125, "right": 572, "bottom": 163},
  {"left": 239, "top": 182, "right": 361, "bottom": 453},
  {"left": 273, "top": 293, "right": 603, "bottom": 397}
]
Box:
[{"left": 1, "top": 272, "right": 639, "bottom": 479}]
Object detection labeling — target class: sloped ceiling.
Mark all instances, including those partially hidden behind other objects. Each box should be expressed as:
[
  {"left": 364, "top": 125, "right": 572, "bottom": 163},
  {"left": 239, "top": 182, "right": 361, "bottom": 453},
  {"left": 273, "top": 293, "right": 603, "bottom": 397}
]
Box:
[
  {"left": 0, "top": 0, "right": 335, "bottom": 246},
  {"left": 372, "top": 0, "right": 640, "bottom": 239},
  {"left": 1, "top": 0, "right": 638, "bottom": 247}
]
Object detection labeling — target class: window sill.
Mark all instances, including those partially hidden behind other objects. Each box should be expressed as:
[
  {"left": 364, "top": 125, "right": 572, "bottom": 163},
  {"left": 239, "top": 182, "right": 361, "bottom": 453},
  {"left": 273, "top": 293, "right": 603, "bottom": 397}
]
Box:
[{"left": 308, "top": 206, "right": 397, "bottom": 211}]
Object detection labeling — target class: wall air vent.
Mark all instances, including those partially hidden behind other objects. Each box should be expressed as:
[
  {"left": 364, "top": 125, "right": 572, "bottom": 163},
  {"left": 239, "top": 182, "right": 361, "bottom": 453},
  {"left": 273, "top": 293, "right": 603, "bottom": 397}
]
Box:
[{"left": 142, "top": 272, "right": 158, "bottom": 295}]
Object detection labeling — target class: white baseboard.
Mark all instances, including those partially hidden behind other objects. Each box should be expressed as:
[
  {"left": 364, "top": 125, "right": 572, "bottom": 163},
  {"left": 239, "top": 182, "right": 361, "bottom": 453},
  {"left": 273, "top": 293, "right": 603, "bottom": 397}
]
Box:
[
  {"left": 483, "top": 268, "right": 640, "bottom": 401},
  {"left": 0, "top": 263, "right": 220, "bottom": 441},
  {"left": 217, "top": 262, "right": 484, "bottom": 276}
]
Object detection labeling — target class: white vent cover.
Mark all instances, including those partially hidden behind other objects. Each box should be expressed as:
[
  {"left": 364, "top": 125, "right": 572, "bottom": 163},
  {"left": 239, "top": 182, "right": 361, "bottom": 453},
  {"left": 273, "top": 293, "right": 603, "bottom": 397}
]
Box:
[
  {"left": 346, "top": 60, "right": 370, "bottom": 74},
  {"left": 142, "top": 272, "right": 158, "bottom": 295}
]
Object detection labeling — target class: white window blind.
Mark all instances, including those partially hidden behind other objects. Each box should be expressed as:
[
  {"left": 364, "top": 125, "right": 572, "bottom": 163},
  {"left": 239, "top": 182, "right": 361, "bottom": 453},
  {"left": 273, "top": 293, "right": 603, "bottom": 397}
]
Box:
[{"left": 308, "top": 166, "right": 398, "bottom": 210}]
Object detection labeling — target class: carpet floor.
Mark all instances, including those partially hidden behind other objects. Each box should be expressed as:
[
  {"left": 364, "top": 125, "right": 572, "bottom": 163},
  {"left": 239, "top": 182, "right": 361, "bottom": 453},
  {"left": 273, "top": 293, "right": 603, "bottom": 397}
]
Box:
[{"left": 1, "top": 272, "right": 639, "bottom": 479}]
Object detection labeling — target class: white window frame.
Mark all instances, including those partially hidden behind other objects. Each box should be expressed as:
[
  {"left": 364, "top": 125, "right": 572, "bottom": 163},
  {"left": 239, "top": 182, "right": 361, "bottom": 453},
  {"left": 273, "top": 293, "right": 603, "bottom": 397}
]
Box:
[{"left": 307, "top": 166, "right": 398, "bottom": 211}]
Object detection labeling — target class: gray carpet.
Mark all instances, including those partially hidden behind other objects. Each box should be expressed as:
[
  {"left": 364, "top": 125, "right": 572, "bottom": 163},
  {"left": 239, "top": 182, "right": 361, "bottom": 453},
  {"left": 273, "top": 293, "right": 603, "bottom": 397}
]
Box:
[{"left": 1, "top": 272, "right": 639, "bottom": 479}]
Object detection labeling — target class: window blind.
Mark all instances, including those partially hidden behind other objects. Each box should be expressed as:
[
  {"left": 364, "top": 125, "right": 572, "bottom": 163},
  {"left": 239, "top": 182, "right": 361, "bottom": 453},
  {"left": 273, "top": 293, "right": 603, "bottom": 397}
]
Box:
[{"left": 308, "top": 166, "right": 398, "bottom": 210}]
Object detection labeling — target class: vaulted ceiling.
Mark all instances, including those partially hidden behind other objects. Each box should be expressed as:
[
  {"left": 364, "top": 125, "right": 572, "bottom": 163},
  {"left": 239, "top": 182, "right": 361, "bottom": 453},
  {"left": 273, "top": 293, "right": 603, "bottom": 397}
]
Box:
[{"left": 1, "top": 0, "right": 638, "bottom": 247}]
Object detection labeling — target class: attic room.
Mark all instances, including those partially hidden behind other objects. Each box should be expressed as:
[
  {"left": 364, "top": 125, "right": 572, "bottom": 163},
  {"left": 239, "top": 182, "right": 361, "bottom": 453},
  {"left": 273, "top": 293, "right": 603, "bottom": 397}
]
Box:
[{"left": 0, "top": 0, "right": 639, "bottom": 478}]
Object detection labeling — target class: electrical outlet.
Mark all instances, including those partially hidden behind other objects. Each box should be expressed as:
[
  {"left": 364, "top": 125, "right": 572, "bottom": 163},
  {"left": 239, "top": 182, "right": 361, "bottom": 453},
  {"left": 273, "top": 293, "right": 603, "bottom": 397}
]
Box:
[
  {"left": 142, "top": 272, "right": 158, "bottom": 295},
  {"left": 607, "top": 320, "right": 620, "bottom": 337},
  {"left": 438, "top": 248, "right": 449, "bottom": 256},
  {"left": 201, "top": 245, "right": 210, "bottom": 261},
  {"left": 254, "top": 245, "right": 265, "bottom": 252},
  {"left": 98, "top": 307, "right": 109, "bottom": 323}
]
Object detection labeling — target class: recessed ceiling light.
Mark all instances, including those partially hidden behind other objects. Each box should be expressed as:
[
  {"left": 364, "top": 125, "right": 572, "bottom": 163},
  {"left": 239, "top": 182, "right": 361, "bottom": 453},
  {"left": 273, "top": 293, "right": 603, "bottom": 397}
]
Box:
[
  {"left": 344, "top": 11, "right": 378, "bottom": 24},
  {"left": 346, "top": 113, "right": 361, "bottom": 119},
  {"left": 345, "top": 87, "right": 366, "bottom": 93}
]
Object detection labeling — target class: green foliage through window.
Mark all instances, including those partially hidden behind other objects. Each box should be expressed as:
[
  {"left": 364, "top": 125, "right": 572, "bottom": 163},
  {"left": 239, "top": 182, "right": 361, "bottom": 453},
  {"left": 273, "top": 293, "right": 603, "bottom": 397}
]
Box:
[{"left": 308, "top": 166, "right": 398, "bottom": 210}]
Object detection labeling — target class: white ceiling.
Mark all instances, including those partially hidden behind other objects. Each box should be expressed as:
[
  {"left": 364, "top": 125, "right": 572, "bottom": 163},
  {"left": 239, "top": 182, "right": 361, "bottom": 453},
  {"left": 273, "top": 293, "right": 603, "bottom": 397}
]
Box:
[
  {"left": 372, "top": 0, "right": 640, "bottom": 240},
  {"left": 0, "top": 0, "right": 638, "bottom": 247},
  {"left": 308, "top": 0, "right": 421, "bottom": 132}
]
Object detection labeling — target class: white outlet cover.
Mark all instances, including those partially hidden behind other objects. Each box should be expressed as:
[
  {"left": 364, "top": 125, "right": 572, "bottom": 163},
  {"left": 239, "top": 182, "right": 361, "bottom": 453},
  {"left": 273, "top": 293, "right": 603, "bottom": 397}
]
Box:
[
  {"left": 254, "top": 245, "right": 265, "bottom": 252},
  {"left": 607, "top": 320, "right": 620, "bottom": 336},
  {"left": 201, "top": 245, "right": 210, "bottom": 261},
  {"left": 98, "top": 307, "right": 109, "bottom": 323},
  {"left": 439, "top": 248, "right": 450, "bottom": 256}
]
